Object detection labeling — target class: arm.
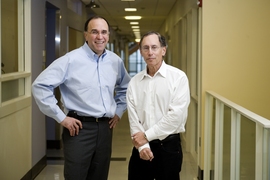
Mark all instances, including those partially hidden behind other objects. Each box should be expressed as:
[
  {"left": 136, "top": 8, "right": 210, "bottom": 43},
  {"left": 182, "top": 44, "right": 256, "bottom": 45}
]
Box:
[
  {"left": 127, "top": 84, "right": 151, "bottom": 151},
  {"left": 32, "top": 56, "right": 82, "bottom": 135},
  {"left": 109, "top": 61, "right": 131, "bottom": 128},
  {"left": 114, "top": 61, "right": 131, "bottom": 118},
  {"left": 32, "top": 57, "right": 68, "bottom": 123}
]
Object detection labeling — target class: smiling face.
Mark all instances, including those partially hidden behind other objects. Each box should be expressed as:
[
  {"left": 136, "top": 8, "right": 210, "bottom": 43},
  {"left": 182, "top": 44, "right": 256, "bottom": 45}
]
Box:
[
  {"left": 84, "top": 18, "right": 110, "bottom": 56},
  {"left": 140, "top": 34, "right": 166, "bottom": 70}
]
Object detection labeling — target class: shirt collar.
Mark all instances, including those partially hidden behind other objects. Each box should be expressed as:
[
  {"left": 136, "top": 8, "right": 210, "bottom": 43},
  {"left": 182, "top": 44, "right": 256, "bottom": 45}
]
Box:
[
  {"left": 140, "top": 60, "right": 167, "bottom": 81},
  {"left": 158, "top": 61, "right": 167, "bottom": 77},
  {"left": 82, "top": 42, "right": 107, "bottom": 61}
]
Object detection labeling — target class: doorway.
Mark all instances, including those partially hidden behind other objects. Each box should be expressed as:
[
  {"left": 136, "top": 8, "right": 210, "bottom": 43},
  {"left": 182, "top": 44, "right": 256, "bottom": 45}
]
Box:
[{"left": 45, "top": 1, "right": 62, "bottom": 149}]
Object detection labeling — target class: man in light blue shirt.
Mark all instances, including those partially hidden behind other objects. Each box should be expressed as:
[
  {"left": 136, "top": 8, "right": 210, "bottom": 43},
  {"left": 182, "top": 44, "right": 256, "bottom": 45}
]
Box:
[{"left": 32, "top": 16, "right": 131, "bottom": 180}]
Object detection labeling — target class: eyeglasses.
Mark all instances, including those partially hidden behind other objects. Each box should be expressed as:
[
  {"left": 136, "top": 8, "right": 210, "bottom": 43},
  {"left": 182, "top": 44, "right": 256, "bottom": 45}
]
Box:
[
  {"left": 141, "top": 45, "right": 160, "bottom": 52},
  {"left": 88, "top": 29, "right": 109, "bottom": 36}
]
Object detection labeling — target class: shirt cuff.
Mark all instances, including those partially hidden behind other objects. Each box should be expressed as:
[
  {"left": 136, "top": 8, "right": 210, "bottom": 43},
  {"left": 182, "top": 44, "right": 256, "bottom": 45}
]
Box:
[
  {"left": 145, "top": 128, "right": 156, "bottom": 142},
  {"left": 115, "top": 108, "right": 124, "bottom": 119},
  {"left": 138, "top": 143, "right": 150, "bottom": 152},
  {"left": 54, "top": 112, "right": 67, "bottom": 123}
]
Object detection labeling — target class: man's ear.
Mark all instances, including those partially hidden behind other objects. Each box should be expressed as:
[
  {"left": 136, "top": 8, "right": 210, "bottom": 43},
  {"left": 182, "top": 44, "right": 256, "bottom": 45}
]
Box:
[
  {"left": 84, "top": 32, "right": 88, "bottom": 40},
  {"left": 162, "top": 47, "right": 166, "bottom": 56}
]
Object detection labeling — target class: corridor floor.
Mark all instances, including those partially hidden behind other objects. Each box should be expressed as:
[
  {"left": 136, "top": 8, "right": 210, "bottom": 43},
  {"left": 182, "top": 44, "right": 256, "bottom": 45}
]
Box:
[{"left": 35, "top": 113, "right": 198, "bottom": 180}]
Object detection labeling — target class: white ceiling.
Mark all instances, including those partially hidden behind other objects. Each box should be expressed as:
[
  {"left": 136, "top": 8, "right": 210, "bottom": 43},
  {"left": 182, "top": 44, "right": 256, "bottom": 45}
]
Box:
[{"left": 81, "top": 0, "right": 177, "bottom": 41}]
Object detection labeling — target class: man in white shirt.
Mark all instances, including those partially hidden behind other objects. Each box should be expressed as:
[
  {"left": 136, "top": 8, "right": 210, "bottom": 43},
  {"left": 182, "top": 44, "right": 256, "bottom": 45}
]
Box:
[{"left": 127, "top": 31, "right": 190, "bottom": 180}]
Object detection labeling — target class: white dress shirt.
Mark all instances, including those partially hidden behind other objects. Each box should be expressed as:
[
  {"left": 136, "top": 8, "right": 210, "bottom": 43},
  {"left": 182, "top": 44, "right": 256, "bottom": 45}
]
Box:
[{"left": 127, "top": 61, "right": 190, "bottom": 151}]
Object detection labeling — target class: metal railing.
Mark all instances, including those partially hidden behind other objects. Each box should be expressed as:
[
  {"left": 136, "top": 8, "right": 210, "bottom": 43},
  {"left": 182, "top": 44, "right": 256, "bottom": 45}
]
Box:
[{"left": 204, "top": 91, "right": 270, "bottom": 180}]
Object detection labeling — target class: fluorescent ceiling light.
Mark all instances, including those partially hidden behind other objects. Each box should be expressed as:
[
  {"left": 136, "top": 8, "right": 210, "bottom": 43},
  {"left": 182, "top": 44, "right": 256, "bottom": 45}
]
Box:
[
  {"left": 135, "top": 39, "right": 140, "bottom": 42},
  {"left": 121, "top": 0, "right": 135, "bottom": 1},
  {"left": 125, "top": 8, "right": 137, "bottom": 11},
  {"left": 134, "top": 34, "right": 140, "bottom": 39},
  {"left": 130, "top": 22, "right": 139, "bottom": 25},
  {"left": 132, "top": 29, "right": 140, "bottom": 32},
  {"left": 131, "top": 26, "right": 140, "bottom": 28},
  {"left": 125, "top": 16, "right": 141, "bottom": 20}
]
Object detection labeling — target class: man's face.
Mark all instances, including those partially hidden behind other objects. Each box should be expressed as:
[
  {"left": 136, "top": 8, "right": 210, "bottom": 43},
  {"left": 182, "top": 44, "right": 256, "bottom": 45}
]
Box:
[
  {"left": 84, "top": 18, "right": 109, "bottom": 56},
  {"left": 140, "top": 34, "right": 166, "bottom": 68}
]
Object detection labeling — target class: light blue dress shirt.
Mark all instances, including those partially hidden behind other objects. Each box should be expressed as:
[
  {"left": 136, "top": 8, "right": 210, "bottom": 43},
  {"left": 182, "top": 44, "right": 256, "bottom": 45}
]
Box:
[{"left": 32, "top": 42, "right": 131, "bottom": 123}]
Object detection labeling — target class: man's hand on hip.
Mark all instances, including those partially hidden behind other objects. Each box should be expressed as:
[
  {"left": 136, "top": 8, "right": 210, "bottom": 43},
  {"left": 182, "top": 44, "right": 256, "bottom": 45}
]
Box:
[{"left": 60, "top": 116, "right": 82, "bottom": 136}]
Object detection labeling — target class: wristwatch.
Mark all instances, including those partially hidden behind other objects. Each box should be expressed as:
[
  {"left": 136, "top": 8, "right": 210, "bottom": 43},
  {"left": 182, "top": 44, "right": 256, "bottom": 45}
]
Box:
[{"left": 144, "top": 133, "right": 148, "bottom": 142}]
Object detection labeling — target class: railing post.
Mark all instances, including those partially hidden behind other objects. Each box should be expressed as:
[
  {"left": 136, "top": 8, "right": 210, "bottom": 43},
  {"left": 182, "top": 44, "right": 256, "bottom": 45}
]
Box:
[
  {"left": 230, "top": 110, "right": 240, "bottom": 180},
  {"left": 255, "top": 123, "right": 263, "bottom": 180},
  {"left": 262, "top": 128, "right": 269, "bottom": 180},
  {"left": 214, "top": 100, "right": 224, "bottom": 180},
  {"left": 204, "top": 93, "right": 213, "bottom": 180}
]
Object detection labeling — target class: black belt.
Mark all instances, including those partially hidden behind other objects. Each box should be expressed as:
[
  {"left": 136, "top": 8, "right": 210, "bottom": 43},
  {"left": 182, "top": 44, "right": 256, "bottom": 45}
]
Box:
[
  {"left": 67, "top": 111, "right": 110, "bottom": 122},
  {"left": 150, "top": 133, "right": 180, "bottom": 144}
]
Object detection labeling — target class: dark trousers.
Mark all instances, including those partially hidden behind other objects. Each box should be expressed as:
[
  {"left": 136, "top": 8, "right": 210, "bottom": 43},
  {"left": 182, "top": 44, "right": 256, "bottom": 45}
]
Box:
[
  {"left": 128, "top": 134, "right": 183, "bottom": 180},
  {"left": 62, "top": 118, "right": 112, "bottom": 180}
]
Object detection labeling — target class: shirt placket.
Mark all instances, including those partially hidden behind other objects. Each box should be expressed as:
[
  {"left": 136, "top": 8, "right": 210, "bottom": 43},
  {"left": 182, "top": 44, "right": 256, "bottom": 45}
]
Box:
[{"left": 149, "top": 79, "right": 155, "bottom": 127}]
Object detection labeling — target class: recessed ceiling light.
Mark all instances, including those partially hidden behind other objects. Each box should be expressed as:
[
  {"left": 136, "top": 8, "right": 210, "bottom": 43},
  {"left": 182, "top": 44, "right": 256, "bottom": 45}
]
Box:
[
  {"left": 125, "top": 8, "right": 137, "bottom": 11},
  {"left": 124, "top": 16, "right": 141, "bottom": 20},
  {"left": 130, "top": 22, "right": 139, "bottom": 25},
  {"left": 132, "top": 29, "right": 140, "bottom": 32}
]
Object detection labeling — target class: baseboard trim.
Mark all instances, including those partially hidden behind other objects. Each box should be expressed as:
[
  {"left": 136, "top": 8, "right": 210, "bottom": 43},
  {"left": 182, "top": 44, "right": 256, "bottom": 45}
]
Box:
[
  {"left": 47, "top": 140, "right": 62, "bottom": 149},
  {"left": 197, "top": 166, "right": 203, "bottom": 180},
  {"left": 21, "top": 155, "right": 47, "bottom": 180}
]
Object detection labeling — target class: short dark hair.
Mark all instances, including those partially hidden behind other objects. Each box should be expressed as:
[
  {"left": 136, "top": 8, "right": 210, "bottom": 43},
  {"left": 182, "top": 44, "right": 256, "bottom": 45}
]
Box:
[
  {"left": 139, "top": 31, "right": 167, "bottom": 48},
  {"left": 84, "top": 15, "right": 110, "bottom": 32}
]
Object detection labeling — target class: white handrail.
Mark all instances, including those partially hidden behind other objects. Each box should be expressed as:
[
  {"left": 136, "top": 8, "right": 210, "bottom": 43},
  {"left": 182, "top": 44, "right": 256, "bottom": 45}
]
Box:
[
  {"left": 204, "top": 91, "right": 270, "bottom": 180},
  {"left": 206, "top": 91, "right": 270, "bottom": 128}
]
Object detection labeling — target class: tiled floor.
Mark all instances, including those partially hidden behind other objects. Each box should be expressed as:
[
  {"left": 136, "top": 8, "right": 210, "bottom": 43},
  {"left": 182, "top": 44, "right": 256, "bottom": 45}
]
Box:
[{"left": 35, "top": 113, "right": 198, "bottom": 180}]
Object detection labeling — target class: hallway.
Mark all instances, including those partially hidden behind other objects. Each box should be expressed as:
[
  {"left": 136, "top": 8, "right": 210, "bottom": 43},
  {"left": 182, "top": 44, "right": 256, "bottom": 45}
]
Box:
[{"left": 34, "top": 113, "right": 198, "bottom": 180}]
